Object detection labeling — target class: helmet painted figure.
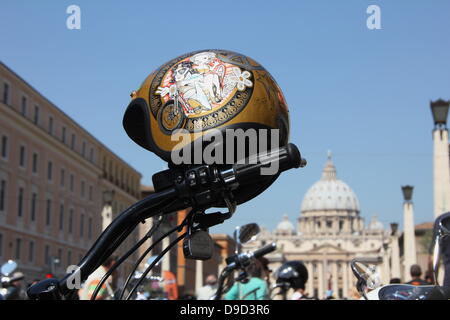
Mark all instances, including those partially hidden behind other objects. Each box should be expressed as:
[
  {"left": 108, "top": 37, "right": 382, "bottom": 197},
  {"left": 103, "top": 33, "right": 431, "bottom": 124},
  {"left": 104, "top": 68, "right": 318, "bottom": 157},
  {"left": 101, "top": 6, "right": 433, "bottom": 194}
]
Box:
[
  {"left": 275, "top": 261, "right": 309, "bottom": 290},
  {"left": 123, "top": 49, "right": 290, "bottom": 164},
  {"left": 123, "top": 49, "right": 294, "bottom": 205}
]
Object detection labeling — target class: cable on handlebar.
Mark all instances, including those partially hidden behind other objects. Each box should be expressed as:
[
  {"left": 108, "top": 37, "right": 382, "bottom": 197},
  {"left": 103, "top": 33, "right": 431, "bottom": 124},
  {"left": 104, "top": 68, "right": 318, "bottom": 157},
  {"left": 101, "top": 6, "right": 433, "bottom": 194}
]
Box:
[
  {"left": 117, "top": 212, "right": 191, "bottom": 300},
  {"left": 90, "top": 216, "right": 164, "bottom": 300},
  {"left": 125, "top": 232, "right": 187, "bottom": 300}
]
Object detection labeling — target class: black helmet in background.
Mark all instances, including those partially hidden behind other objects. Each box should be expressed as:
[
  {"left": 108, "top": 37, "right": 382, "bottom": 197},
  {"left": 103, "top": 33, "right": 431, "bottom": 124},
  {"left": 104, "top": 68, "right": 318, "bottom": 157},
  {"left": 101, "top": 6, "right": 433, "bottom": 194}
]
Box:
[{"left": 275, "top": 261, "right": 308, "bottom": 290}]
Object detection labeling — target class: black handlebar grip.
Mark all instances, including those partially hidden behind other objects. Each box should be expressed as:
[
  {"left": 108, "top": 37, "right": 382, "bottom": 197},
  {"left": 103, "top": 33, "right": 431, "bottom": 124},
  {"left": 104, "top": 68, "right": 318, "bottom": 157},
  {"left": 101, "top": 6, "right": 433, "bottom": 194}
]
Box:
[
  {"left": 252, "top": 242, "right": 277, "bottom": 259},
  {"left": 425, "top": 286, "right": 450, "bottom": 300},
  {"left": 233, "top": 143, "right": 306, "bottom": 182}
]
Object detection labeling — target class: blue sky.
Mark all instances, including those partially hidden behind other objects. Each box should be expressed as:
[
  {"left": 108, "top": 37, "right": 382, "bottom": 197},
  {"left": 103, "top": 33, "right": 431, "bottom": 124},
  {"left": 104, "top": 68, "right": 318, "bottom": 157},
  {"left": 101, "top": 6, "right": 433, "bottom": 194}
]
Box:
[{"left": 1, "top": 0, "right": 450, "bottom": 235}]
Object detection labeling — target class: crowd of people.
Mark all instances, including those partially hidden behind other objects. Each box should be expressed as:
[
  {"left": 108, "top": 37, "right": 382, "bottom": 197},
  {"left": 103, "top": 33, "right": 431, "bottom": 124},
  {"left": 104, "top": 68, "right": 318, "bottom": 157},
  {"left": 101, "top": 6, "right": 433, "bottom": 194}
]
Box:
[{"left": 0, "top": 258, "right": 442, "bottom": 300}]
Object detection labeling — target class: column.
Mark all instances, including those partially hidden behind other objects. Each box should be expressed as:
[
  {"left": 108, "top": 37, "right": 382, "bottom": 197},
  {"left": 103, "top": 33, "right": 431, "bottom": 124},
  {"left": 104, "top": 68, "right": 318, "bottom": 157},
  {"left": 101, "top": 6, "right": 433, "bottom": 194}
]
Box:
[
  {"left": 348, "top": 261, "right": 355, "bottom": 295},
  {"left": 161, "top": 236, "right": 171, "bottom": 272},
  {"left": 195, "top": 260, "right": 203, "bottom": 293},
  {"left": 318, "top": 262, "right": 324, "bottom": 299},
  {"left": 433, "top": 128, "right": 450, "bottom": 218},
  {"left": 403, "top": 201, "right": 417, "bottom": 281},
  {"left": 332, "top": 262, "right": 338, "bottom": 298},
  {"left": 342, "top": 261, "right": 349, "bottom": 299},
  {"left": 390, "top": 233, "right": 401, "bottom": 279},
  {"left": 306, "top": 262, "right": 314, "bottom": 296},
  {"left": 381, "top": 246, "right": 391, "bottom": 285}
]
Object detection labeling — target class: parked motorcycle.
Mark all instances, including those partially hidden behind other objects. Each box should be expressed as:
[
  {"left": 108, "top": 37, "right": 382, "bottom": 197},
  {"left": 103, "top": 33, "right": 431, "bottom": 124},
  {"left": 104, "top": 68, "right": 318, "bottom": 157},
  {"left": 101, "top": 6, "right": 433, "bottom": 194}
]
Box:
[
  {"left": 1, "top": 260, "right": 25, "bottom": 300},
  {"left": 351, "top": 213, "right": 450, "bottom": 300}
]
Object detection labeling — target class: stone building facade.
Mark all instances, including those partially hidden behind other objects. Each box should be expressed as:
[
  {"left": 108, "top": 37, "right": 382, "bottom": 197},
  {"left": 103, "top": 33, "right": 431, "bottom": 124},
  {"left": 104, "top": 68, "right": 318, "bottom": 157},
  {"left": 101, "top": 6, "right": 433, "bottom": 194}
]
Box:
[{"left": 0, "top": 61, "right": 141, "bottom": 282}]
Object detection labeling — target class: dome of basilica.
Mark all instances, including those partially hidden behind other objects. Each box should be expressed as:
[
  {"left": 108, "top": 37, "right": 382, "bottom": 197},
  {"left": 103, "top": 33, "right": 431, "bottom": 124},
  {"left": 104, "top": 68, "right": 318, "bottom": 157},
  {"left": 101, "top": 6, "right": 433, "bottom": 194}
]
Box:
[
  {"left": 300, "top": 152, "right": 360, "bottom": 213},
  {"left": 276, "top": 214, "right": 296, "bottom": 233}
]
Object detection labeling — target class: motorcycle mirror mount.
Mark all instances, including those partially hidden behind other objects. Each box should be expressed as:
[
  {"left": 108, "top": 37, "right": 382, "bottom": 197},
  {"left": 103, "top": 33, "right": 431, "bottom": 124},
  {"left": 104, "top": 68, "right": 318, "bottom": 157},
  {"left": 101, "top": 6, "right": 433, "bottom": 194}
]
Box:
[
  {"left": 1, "top": 260, "right": 18, "bottom": 277},
  {"left": 234, "top": 223, "right": 260, "bottom": 254},
  {"left": 351, "top": 259, "right": 381, "bottom": 300},
  {"left": 432, "top": 215, "right": 450, "bottom": 285}
]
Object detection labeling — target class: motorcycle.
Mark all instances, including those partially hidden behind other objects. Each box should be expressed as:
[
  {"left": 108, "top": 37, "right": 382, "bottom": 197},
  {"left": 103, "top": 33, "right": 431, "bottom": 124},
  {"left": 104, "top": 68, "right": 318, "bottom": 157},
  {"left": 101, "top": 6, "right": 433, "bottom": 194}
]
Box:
[
  {"left": 1, "top": 260, "right": 25, "bottom": 300},
  {"left": 27, "top": 144, "right": 305, "bottom": 300},
  {"left": 351, "top": 213, "right": 450, "bottom": 300},
  {"left": 212, "top": 223, "right": 277, "bottom": 300}
]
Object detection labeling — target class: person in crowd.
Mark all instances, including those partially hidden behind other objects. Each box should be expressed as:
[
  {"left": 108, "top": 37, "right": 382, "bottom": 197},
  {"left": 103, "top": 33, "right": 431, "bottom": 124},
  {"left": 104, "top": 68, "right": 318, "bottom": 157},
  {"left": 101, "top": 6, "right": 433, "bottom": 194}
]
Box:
[
  {"left": 196, "top": 274, "right": 218, "bottom": 300},
  {"left": 3, "top": 272, "right": 26, "bottom": 300},
  {"left": 389, "top": 278, "right": 401, "bottom": 284},
  {"left": 225, "top": 258, "right": 269, "bottom": 300},
  {"left": 406, "top": 264, "right": 428, "bottom": 286},
  {"left": 78, "top": 255, "right": 118, "bottom": 300}
]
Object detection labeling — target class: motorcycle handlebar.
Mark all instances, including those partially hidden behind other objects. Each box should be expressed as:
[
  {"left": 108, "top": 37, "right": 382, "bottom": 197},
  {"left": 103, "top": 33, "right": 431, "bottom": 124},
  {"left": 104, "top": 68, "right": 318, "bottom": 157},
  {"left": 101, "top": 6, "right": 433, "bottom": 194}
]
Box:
[
  {"left": 233, "top": 143, "right": 306, "bottom": 183},
  {"left": 252, "top": 242, "right": 277, "bottom": 259},
  {"left": 425, "top": 286, "right": 450, "bottom": 300},
  {"left": 29, "top": 144, "right": 303, "bottom": 300}
]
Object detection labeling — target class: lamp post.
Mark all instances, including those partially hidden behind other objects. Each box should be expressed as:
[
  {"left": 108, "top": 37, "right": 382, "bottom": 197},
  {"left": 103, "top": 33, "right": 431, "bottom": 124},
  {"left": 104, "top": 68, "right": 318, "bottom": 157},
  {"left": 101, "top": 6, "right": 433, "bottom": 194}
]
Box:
[
  {"left": 390, "top": 223, "right": 401, "bottom": 279},
  {"left": 101, "top": 190, "right": 115, "bottom": 231},
  {"left": 431, "top": 99, "right": 450, "bottom": 218},
  {"left": 431, "top": 99, "right": 450, "bottom": 129},
  {"left": 401, "top": 185, "right": 417, "bottom": 281}
]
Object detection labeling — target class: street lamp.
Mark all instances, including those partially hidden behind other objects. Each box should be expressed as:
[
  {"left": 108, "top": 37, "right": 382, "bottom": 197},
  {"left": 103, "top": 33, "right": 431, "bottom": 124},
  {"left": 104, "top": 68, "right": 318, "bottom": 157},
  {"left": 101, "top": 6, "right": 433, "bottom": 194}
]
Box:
[
  {"left": 102, "top": 190, "right": 115, "bottom": 205},
  {"left": 430, "top": 99, "right": 450, "bottom": 128},
  {"left": 401, "top": 185, "right": 414, "bottom": 202},
  {"left": 390, "top": 222, "right": 398, "bottom": 236}
]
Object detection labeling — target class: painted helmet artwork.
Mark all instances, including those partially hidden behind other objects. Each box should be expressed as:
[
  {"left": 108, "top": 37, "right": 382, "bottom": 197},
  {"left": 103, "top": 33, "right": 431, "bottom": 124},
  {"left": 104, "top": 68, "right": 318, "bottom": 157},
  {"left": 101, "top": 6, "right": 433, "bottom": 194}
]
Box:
[{"left": 123, "top": 49, "right": 291, "bottom": 165}]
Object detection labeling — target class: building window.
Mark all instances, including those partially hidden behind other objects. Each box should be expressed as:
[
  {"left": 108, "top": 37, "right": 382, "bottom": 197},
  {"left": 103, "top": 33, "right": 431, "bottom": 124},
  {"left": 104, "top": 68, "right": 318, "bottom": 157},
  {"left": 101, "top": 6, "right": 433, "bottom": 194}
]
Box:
[
  {"left": 88, "top": 185, "right": 93, "bottom": 201},
  {"left": 69, "top": 209, "right": 73, "bottom": 234},
  {"left": 29, "top": 241, "right": 34, "bottom": 263},
  {"left": 89, "top": 148, "right": 94, "bottom": 163},
  {"left": 21, "top": 96, "right": 27, "bottom": 116},
  {"left": 34, "top": 105, "right": 39, "bottom": 125},
  {"left": 70, "top": 174, "right": 74, "bottom": 192},
  {"left": 67, "top": 250, "right": 72, "bottom": 266},
  {"left": 80, "top": 213, "right": 84, "bottom": 238},
  {"left": 30, "top": 192, "right": 37, "bottom": 221},
  {"left": 32, "top": 153, "right": 38, "bottom": 173},
  {"left": 62, "top": 127, "right": 66, "bottom": 144},
  {"left": 88, "top": 217, "right": 92, "bottom": 239},
  {"left": 18, "top": 187, "right": 24, "bottom": 217},
  {"left": 57, "top": 248, "right": 63, "bottom": 266},
  {"left": 44, "top": 245, "right": 50, "bottom": 265},
  {"left": 47, "top": 161, "right": 53, "bottom": 181},
  {"left": 19, "top": 145, "right": 26, "bottom": 167},
  {"left": 46, "top": 199, "right": 52, "bottom": 226},
  {"left": 82, "top": 141, "right": 86, "bottom": 157},
  {"left": 48, "top": 116, "right": 54, "bottom": 135},
  {"left": 0, "top": 233, "right": 3, "bottom": 257},
  {"left": 2, "top": 82, "right": 9, "bottom": 104},
  {"left": 71, "top": 134, "right": 76, "bottom": 150},
  {"left": 0, "top": 180, "right": 6, "bottom": 211},
  {"left": 59, "top": 204, "right": 64, "bottom": 231},
  {"left": 60, "top": 169, "right": 65, "bottom": 187},
  {"left": 15, "top": 238, "right": 21, "bottom": 260},
  {"left": 1, "top": 135, "right": 7, "bottom": 159},
  {"left": 81, "top": 181, "right": 85, "bottom": 198}
]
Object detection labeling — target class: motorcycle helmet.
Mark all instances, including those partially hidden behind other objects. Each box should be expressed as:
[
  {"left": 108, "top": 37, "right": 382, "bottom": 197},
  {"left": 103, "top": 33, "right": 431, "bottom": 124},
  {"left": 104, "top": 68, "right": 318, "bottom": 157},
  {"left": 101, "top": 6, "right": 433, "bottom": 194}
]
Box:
[
  {"left": 275, "top": 261, "right": 308, "bottom": 290},
  {"left": 123, "top": 49, "right": 292, "bottom": 205}
]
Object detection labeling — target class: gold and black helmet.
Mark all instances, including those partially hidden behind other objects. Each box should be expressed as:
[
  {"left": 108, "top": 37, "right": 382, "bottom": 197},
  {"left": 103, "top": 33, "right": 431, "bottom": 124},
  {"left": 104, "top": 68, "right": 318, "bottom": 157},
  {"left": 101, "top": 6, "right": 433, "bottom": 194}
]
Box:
[{"left": 123, "top": 49, "right": 290, "bottom": 164}]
